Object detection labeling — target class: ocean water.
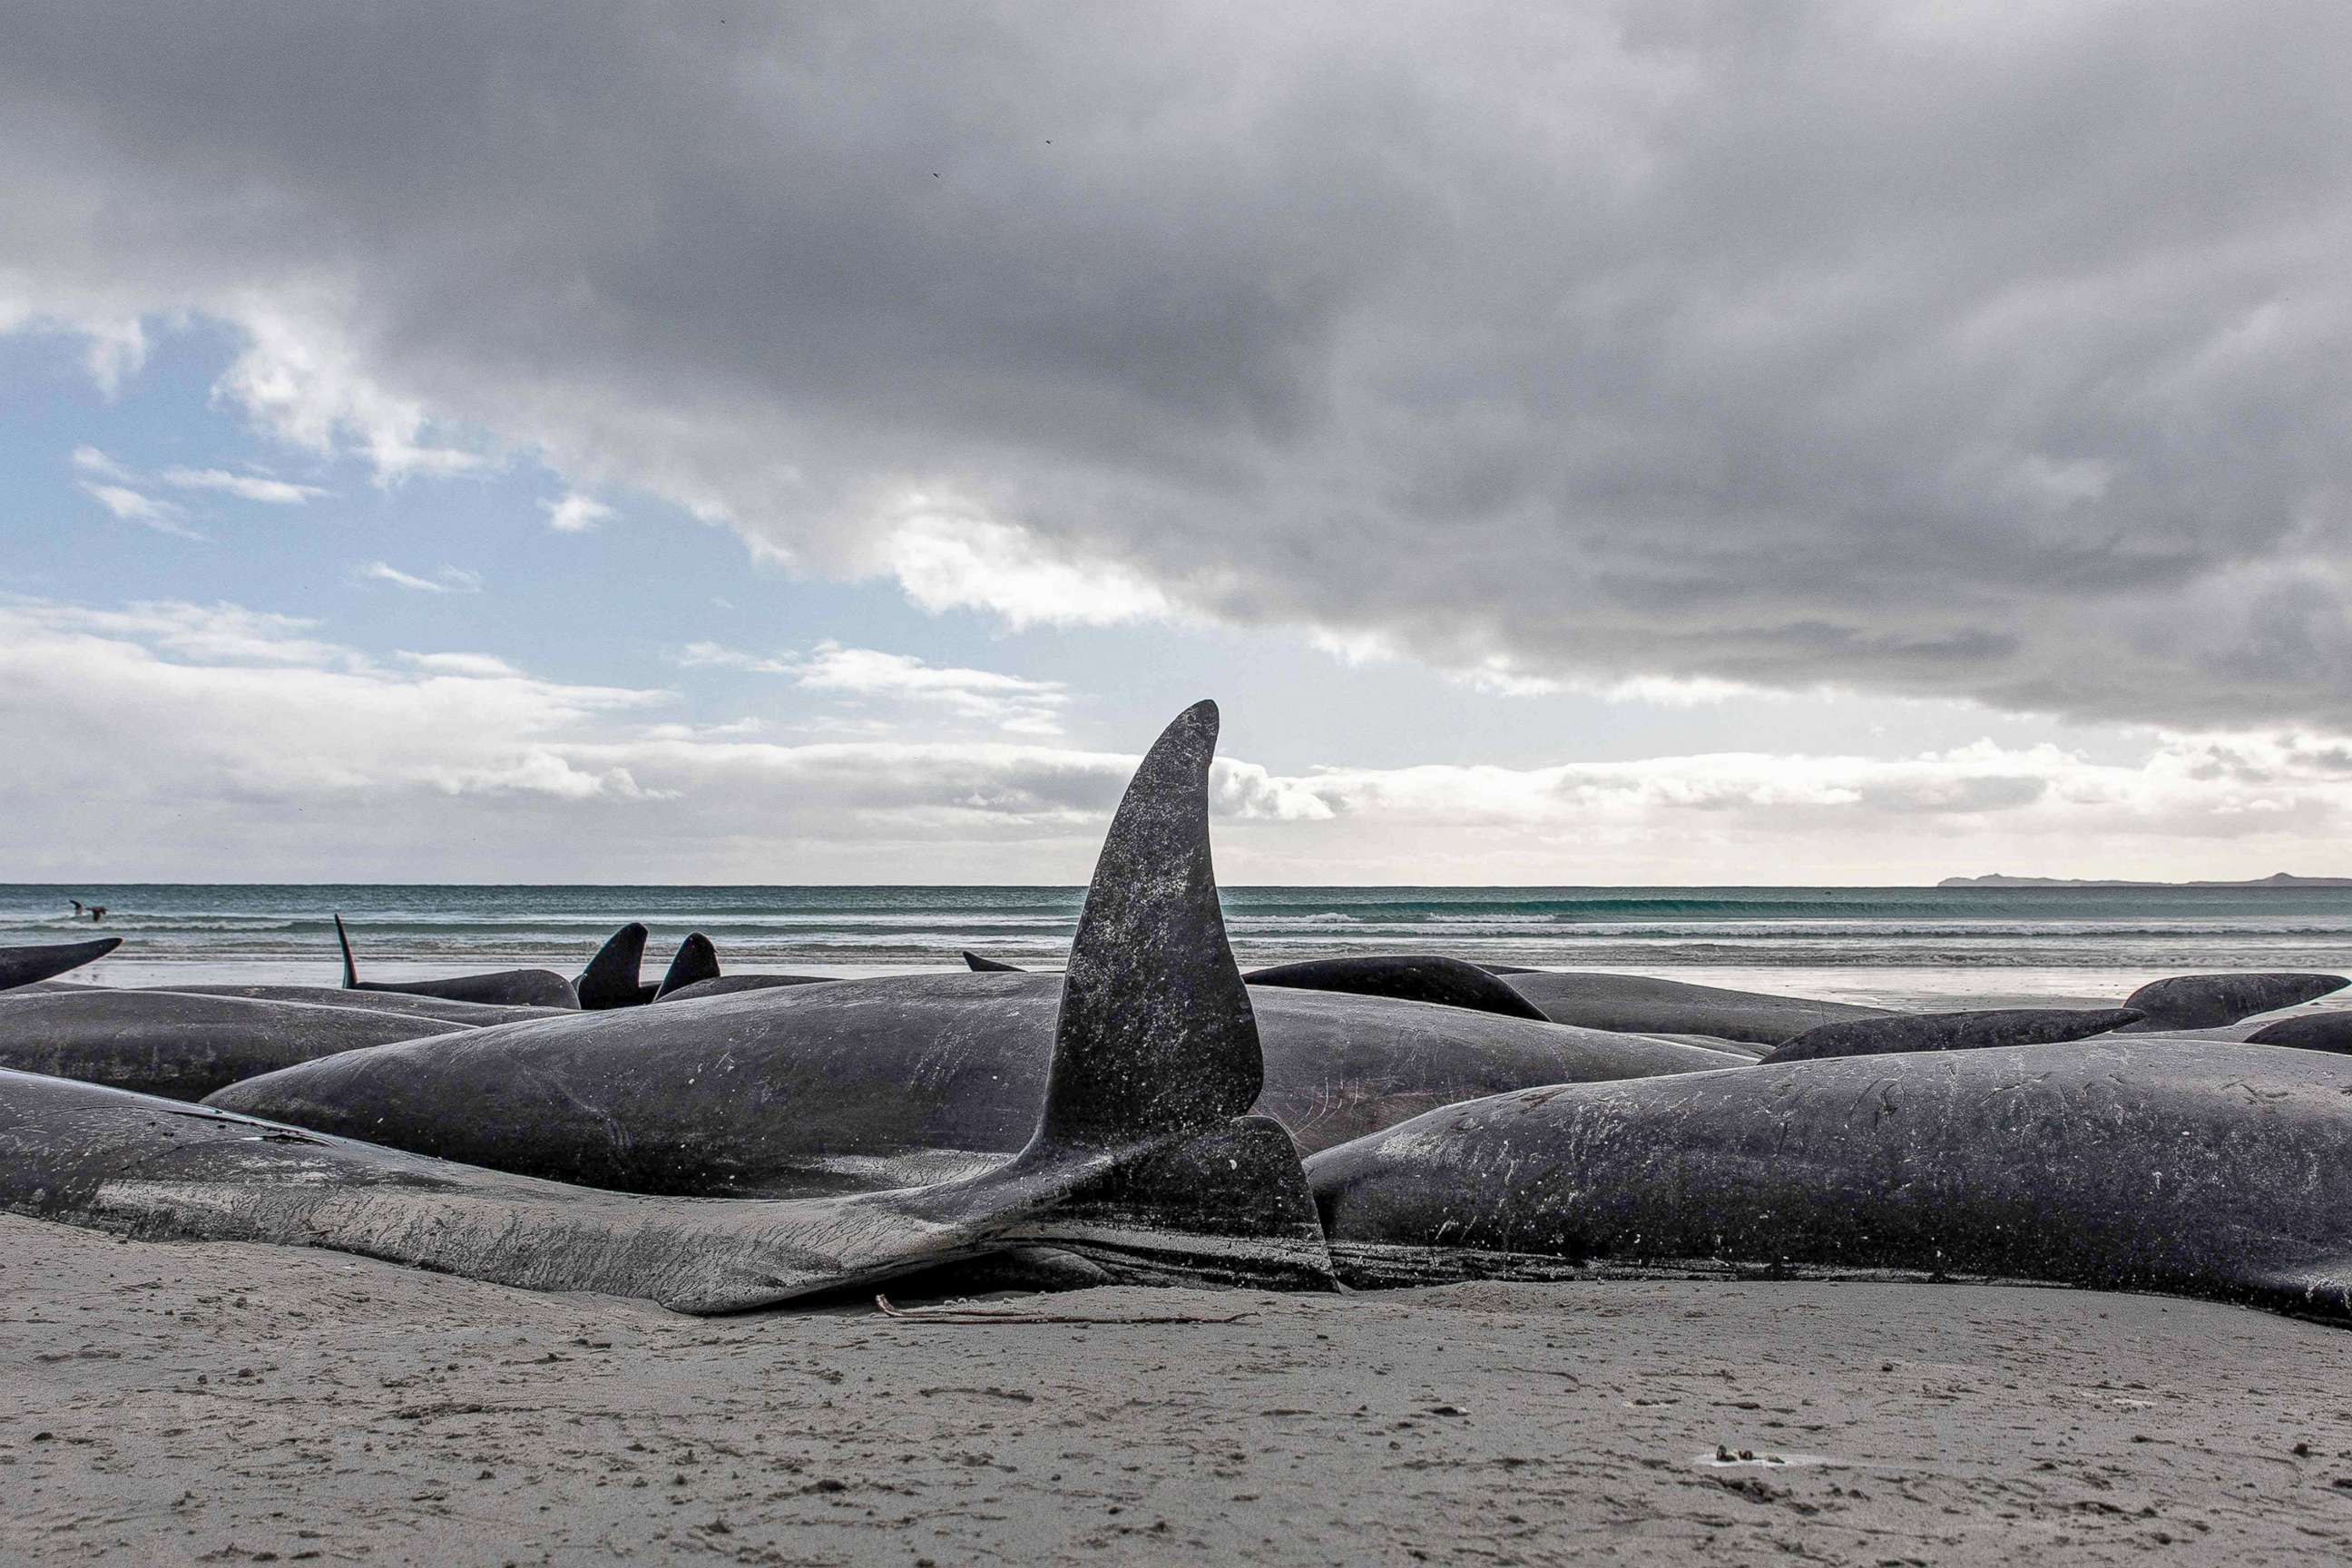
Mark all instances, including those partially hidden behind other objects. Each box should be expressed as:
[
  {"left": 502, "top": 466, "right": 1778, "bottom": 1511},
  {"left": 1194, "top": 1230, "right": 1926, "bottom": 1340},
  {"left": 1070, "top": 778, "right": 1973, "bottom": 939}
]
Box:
[{"left": 5, "top": 883, "right": 2349, "bottom": 1009}]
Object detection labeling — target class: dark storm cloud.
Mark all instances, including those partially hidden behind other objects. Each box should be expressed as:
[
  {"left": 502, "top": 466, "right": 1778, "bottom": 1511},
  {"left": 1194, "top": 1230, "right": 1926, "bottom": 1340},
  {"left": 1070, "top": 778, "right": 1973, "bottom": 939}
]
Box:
[{"left": 5, "top": 1, "right": 2348, "bottom": 729}]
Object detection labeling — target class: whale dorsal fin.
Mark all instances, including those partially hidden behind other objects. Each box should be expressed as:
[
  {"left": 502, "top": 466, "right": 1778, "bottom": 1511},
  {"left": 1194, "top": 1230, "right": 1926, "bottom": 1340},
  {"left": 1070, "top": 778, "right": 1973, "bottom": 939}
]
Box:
[
  {"left": 577, "top": 922, "right": 650, "bottom": 1009},
  {"left": 655, "top": 933, "right": 720, "bottom": 999},
  {"left": 1021, "top": 699, "right": 1257, "bottom": 1159},
  {"left": 334, "top": 913, "right": 360, "bottom": 989}
]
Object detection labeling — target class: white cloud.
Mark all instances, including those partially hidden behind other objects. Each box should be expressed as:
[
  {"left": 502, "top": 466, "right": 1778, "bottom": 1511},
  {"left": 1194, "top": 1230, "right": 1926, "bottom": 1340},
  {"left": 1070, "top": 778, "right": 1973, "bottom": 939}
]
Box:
[
  {"left": 1317, "top": 632, "right": 1771, "bottom": 705},
  {"left": 80, "top": 317, "right": 146, "bottom": 397},
  {"left": 212, "top": 302, "right": 490, "bottom": 480},
  {"left": 0, "top": 594, "right": 662, "bottom": 825},
  {"left": 540, "top": 492, "right": 614, "bottom": 533},
  {"left": 788, "top": 642, "right": 1071, "bottom": 735},
  {"left": 399, "top": 650, "right": 526, "bottom": 678},
  {"left": 640, "top": 717, "right": 769, "bottom": 741},
  {"left": 674, "top": 638, "right": 1071, "bottom": 735},
  {"left": 673, "top": 641, "right": 795, "bottom": 674},
  {"left": 159, "top": 466, "right": 327, "bottom": 505},
  {"left": 2, "top": 592, "right": 2347, "bottom": 882},
  {"left": 78, "top": 482, "right": 203, "bottom": 539},
  {"left": 20, "top": 598, "right": 349, "bottom": 668},
  {"left": 866, "top": 504, "right": 1182, "bottom": 630},
  {"left": 70, "top": 446, "right": 131, "bottom": 481},
  {"left": 73, "top": 445, "right": 325, "bottom": 510},
  {"left": 358, "top": 561, "right": 484, "bottom": 593},
  {"left": 1208, "top": 733, "right": 2352, "bottom": 883}
]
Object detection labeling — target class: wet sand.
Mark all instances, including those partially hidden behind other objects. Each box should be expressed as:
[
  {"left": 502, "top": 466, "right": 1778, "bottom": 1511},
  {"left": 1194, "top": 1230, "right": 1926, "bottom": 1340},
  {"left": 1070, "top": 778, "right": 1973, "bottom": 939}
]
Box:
[{"left": 7, "top": 1213, "right": 2352, "bottom": 1564}]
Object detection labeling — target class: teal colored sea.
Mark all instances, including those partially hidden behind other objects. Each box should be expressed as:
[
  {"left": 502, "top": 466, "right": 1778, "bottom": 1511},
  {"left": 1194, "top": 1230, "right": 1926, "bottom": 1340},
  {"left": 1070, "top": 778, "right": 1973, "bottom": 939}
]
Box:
[{"left": 5, "top": 883, "right": 2348, "bottom": 1008}]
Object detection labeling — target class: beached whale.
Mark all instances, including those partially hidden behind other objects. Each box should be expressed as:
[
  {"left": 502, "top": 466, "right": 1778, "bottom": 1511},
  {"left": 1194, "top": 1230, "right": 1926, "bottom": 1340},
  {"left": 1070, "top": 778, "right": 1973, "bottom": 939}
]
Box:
[
  {"left": 211, "top": 974, "right": 1746, "bottom": 1196},
  {"left": 1, "top": 1067, "right": 1329, "bottom": 1308},
  {"left": 121, "top": 984, "right": 549, "bottom": 1028},
  {"left": 652, "top": 973, "right": 836, "bottom": 1002},
  {"left": 1760, "top": 1006, "right": 2146, "bottom": 1063},
  {"left": 335, "top": 914, "right": 580, "bottom": 1009},
  {"left": 1307, "top": 1038, "right": 2352, "bottom": 1323},
  {"left": 2117, "top": 973, "right": 2347, "bottom": 1032},
  {"left": 0, "top": 937, "right": 122, "bottom": 994},
  {"left": 965, "top": 949, "right": 1550, "bottom": 1023},
  {"left": 0, "top": 990, "right": 470, "bottom": 1101},
  {"left": 0, "top": 701, "right": 1336, "bottom": 1308},
  {"left": 2247, "top": 1013, "right": 2352, "bottom": 1054},
  {"left": 1497, "top": 971, "right": 1887, "bottom": 1043},
  {"left": 1241, "top": 956, "right": 1546, "bottom": 1021}
]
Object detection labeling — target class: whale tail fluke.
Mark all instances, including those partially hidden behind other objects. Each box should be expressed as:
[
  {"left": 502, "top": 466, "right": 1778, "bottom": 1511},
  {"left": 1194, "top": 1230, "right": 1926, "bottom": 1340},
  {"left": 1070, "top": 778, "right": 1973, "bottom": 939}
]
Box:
[{"left": 1017, "top": 1113, "right": 1337, "bottom": 1290}]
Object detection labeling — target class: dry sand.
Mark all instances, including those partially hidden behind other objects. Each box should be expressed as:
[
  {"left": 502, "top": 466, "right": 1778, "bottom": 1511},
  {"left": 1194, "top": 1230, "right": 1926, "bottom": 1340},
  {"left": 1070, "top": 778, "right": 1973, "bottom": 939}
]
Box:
[{"left": 7, "top": 1218, "right": 2352, "bottom": 1565}]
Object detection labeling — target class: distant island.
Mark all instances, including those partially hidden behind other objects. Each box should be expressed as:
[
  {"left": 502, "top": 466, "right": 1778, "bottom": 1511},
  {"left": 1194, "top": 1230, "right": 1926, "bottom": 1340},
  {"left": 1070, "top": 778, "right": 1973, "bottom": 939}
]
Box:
[{"left": 1940, "top": 872, "right": 2352, "bottom": 888}]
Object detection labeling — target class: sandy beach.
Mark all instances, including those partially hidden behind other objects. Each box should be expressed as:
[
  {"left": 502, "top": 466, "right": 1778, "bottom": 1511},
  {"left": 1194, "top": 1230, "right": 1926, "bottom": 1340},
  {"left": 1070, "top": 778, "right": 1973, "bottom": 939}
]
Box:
[{"left": 9, "top": 1213, "right": 2352, "bottom": 1565}]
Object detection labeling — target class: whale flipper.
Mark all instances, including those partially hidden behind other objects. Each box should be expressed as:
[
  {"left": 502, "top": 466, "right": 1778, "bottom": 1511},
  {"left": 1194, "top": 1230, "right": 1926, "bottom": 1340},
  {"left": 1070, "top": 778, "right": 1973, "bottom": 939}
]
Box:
[
  {"left": 653, "top": 934, "right": 720, "bottom": 1000},
  {"left": 963, "top": 950, "right": 1025, "bottom": 972},
  {"left": 576, "top": 923, "right": 652, "bottom": 1010},
  {"left": 0, "top": 937, "right": 122, "bottom": 994}
]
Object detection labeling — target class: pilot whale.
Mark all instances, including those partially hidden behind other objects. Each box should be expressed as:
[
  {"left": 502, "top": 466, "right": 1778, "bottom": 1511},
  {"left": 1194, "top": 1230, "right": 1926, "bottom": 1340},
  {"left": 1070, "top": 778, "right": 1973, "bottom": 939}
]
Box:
[
  {"left": 1307, "top": 1037, "right": 2352, "bottom": 1324},
  {"left": 1496, "top": 971, "right": 1888, "bottom": 1043},
  {"left": 0, "top": 989, "right": 471, "bottom": 1100},
  {"left": 335, "top": 914, "right": 579, "bottom": 1009},
  {"left": 962, "top": 950, "right": 1548, "bottom": 1023},
  {"left": 1241, "top": 956, "right": 1546, "bottom": 1022},
  {"left": 1760, "top": 1006, "right": 2146, "bottom": 1063},
  {"left": 2117, "top": 972, "right": 2347, "bottom": 1033}
]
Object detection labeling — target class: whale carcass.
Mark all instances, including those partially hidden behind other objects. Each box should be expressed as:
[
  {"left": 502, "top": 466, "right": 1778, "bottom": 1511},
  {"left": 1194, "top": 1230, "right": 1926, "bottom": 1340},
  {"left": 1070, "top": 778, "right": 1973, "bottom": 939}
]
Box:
[{"left": 1307, "top": 1038, "right": 2352, "bottom": 1323}]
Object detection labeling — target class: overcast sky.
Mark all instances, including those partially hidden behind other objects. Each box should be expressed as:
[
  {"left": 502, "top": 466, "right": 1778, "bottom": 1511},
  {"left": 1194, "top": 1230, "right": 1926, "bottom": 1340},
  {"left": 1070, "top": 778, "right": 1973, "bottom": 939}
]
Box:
[{"left": 4, "top": 1, "right": 2348, "bottom": 883}]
